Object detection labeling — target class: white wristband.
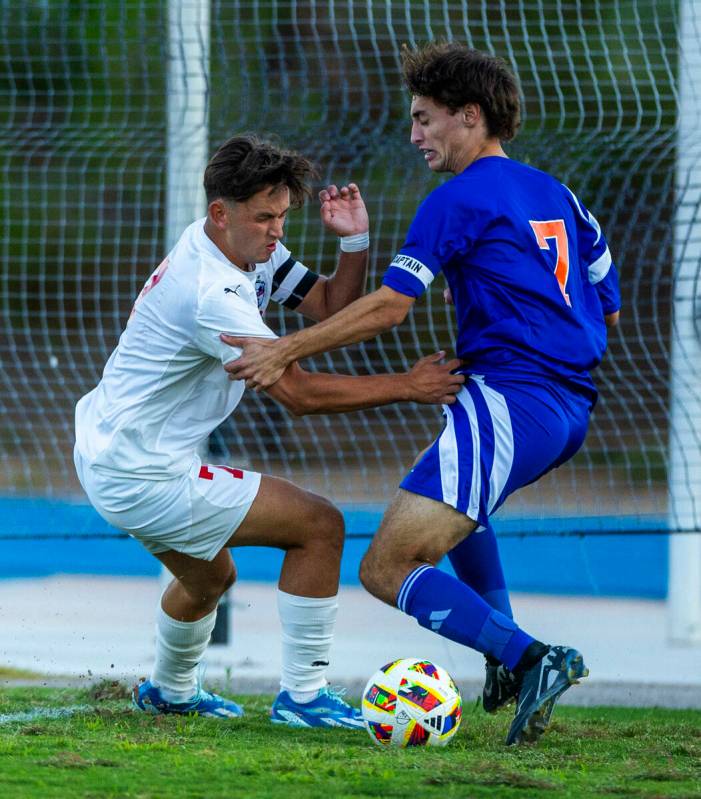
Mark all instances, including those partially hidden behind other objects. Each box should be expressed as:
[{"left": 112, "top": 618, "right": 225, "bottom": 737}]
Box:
[{"left": 340, "top": 232, "right": 369, "bottom": 252}]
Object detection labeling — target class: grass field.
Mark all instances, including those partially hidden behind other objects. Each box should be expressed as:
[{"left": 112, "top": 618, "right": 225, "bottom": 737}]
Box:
[{"left": 0, "top": 682, "right": 699, "bottom": 799}]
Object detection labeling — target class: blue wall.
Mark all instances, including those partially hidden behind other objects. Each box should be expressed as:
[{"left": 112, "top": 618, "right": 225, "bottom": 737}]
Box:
[{"left": 0, "top": 498, "right": 668, "bottom": 598}]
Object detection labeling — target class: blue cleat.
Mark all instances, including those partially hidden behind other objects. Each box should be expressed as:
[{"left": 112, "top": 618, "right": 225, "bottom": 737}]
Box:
[
  {"left": 505, "top": 645, "right": 588, "bottom": 745},
  {"left": 270, "top": 686, "right": 364, "bottom": 729},
  {"left": 132, "top": 678, "right": 244, "bottom": 719}
]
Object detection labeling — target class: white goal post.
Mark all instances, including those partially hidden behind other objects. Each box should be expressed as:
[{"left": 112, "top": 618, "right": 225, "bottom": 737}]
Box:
[
  {"left": 668, "top": 0, "right": 701, "bottom": 645},
  {"left": 166, "top": 0, "right": 209, "bottom": 251}
]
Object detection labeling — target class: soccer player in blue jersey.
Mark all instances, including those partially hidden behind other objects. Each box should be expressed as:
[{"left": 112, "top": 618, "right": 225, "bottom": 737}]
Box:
[{"left": 222, "top": 43, "right": 621, "bottom": 745}]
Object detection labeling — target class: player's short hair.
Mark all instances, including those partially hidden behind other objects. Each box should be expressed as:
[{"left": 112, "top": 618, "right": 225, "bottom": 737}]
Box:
[
  {"left": 401, "top": 42, "right": 521, "bottom": 142},
  {"left": 204, "top": 134, "right": 318, "bottom": 207}
]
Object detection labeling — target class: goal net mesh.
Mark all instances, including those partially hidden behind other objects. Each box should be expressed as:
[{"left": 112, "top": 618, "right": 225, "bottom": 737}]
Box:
[{"left": 1, "top": 0, "right": 694, "bottom": 531}]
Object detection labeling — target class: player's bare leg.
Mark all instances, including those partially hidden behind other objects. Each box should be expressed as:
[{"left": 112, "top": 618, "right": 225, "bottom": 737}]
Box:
[
  {"left": 359, "top": 488, "right": 587, "bottom": 745},
  {"left": 152, "top": 473, "right": 343, "bottom": 618},
  {"left": 223, "top": 475, "right": 362, "bottom": 728},
  {"left": 362, "top": 488, "right": 519, "bottom": 713},
  {"left": 157, "top": 548, "right": 237, "bottom": 621},
  {"left": 394, "top": 446, "right": 520, "bottom": 707},
  {"left": 131, "top": 547, "right": 244, "bottom": 718},
  {"left": 134, "top": 475, "right": 360, "bottom": 727},
  {"left": 360, "top": 488, "right": 477, "bottom": 604},
  {"left": 226, "top": 474, "right": 343, "bottom": 597}
]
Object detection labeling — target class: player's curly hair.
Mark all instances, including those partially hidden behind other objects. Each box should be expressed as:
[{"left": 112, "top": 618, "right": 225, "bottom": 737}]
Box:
[
  {"left": 401, "top": 42, "right": 521, "bottom": 142},
  {"left": 204, "top": 134, "right": 318, "bottom": 207}
]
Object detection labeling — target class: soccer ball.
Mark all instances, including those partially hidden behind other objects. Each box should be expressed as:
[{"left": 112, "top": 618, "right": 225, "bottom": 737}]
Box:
[{"left": 361, "top": 658, "right": 462, "bottom": 748}]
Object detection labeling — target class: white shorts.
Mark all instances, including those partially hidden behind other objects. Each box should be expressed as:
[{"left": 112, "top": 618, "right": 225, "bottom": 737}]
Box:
[{"left": 74, "top": 446, "right": 262, "bottom": 561}]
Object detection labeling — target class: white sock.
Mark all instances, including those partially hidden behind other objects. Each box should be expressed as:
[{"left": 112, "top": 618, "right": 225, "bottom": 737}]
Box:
[
  {"left": 277, "top": 589, "right": 338, "bottom": 699},
  {"left": 288, "top": 688, "right": 321, "bottom": 704},
  {"left": 150, "top": 603, "right": 217, "bottom": 703}
]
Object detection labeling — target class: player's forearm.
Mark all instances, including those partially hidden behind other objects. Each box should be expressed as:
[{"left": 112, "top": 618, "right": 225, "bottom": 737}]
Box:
[
  {"left": 280, "top": 286, "right": 410, "bottom": 364},
  {"left": 270, "top": 370, "right": 412, "bottom": 416},
  {"left": 319, "top": 249, "right": 369, "bottom": 318}
]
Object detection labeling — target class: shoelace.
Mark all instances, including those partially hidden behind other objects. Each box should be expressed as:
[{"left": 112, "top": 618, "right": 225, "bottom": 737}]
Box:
[
  {"left": 322, "top": 685, "right": 345, "bottom": 702},
  {"left": 322, "top": 686, "right": 357, "bottom": 712}
]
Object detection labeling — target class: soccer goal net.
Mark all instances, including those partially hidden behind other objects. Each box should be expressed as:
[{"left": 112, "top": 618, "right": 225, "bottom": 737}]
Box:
[{"left": 1, "top": 0, "right": 697, "bottom": 540}]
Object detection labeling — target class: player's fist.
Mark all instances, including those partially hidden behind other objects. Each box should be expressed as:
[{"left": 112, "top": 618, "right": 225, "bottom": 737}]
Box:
[
  {"left": 405, "top": 351, "right": 465, "bottom": 405},
  {"left": 319, "top": 182, "right": 369, "bottom": 238}
]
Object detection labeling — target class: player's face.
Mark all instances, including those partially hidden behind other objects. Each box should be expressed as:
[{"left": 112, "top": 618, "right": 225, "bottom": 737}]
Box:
[
  {"left": 224, "top": 186, "right": 290, "bottom": 266},
  {"left": 410, "top": 96, "right": 474, "bottom": 174}
]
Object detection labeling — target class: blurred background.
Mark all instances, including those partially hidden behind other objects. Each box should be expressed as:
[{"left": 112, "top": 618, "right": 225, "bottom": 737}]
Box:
[{"left": 0, "top": 0, "right": 699, "bottom": 694}]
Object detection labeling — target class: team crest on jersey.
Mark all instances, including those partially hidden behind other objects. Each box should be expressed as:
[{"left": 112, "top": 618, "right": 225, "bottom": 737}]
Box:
[{"left": 254, "top": 274, "right": 267, "bottom": 313}]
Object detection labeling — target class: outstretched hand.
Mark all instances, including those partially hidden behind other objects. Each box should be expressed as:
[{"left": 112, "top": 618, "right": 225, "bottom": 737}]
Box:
[
  {"left": 221, "top": 335, "right": 289, "bottom": 390},
  {"left": 406, "top": 351, "right": 465, "bottom": 405},
  {"left": 319, "top": 183, "right": 369, "bottom": 238}
]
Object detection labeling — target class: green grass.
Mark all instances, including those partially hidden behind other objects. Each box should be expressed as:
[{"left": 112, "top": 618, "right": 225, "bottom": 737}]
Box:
[{"left": 0, "top": 684, "right": 699, "bottom": 799}]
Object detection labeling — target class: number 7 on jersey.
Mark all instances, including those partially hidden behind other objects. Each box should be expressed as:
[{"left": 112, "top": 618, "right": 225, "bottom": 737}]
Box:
[{"left": 530, "top": 219, "right": 572, "bottom": 307}]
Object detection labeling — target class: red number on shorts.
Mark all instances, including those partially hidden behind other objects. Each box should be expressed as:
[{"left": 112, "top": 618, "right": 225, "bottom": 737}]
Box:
[
  {"left": 529, "top": 219, "right": 572, "bottom": 307},
  {"left": 217, "top": 465, "right": 244, "bottom": 479},
  {"left": 198, "top": 465, "right": 244, "bottom": 481}
]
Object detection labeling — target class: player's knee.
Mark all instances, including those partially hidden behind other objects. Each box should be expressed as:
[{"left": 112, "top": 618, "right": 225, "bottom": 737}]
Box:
[
  {"left": 190, "top": 563, "right": 236, "bottom": 607},
  {"left": 221, "top": 564, "right": 236, "bottom": 594},
  {"left": 359, "top": 549, "right": 384, "bottom": 599},
  {"left": 358, "top": 554, "right": 374, "bottom": 594},
  {"left": 309, "top": 496, "right": 345, "bottom": 553}
]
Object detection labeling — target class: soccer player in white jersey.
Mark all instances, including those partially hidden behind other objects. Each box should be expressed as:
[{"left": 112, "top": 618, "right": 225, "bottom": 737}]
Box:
[
  {"left": 222, "top": 46, "right": 622, "bottom": 744},
  {"left": 74, "top": 134, "right": 464, "bottom": 727}
]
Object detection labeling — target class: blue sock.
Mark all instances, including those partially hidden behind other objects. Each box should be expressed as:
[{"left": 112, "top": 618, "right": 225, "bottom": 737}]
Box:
[
  {"left": 448, "top": 523, "right": 513, "bottom": 619},
  {"left": 397, "top": 565, "right": 534, "bottom": 671}
]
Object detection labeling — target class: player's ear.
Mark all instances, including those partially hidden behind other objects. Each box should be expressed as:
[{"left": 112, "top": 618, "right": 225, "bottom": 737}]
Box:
[
  {"left": 208, "top": 198, "right": 230, "bottom": 229},
  {"left": 462, "top": 103, "right": 481, "bottom": 128}
]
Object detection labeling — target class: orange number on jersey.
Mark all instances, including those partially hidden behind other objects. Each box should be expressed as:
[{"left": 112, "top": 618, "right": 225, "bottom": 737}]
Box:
[{"left": 529, "top": 219, "right": 572, "bottom": 307}]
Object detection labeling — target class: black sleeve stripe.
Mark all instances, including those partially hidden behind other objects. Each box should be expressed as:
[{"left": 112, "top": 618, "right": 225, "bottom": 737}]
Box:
[
  {"left": 271, "top": 256, "right": 297, "bottom": 293},
  {"left": 282, "top": 271, "right": 320, "bottom": 309}
]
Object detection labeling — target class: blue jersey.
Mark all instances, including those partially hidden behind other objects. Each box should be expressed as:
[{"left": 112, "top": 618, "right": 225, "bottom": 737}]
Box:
[{"left": 382, "top": 157, "right": 620, "bottom": 399}]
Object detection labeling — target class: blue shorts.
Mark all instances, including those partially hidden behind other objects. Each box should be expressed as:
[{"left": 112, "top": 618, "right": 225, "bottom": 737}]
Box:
[{"left": 400, "top": 376, "right": 593, "bottom": 527}]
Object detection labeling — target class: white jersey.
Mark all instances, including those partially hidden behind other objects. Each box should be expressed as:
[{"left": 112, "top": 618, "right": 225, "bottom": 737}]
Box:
[{"left": 75, "top": 218, "right": 319, "bottom": 480}]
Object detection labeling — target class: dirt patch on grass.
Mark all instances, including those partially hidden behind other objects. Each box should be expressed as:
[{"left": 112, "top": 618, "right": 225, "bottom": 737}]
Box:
[{"left": 88, "top": 679, "right": 131, "bottom": 702}]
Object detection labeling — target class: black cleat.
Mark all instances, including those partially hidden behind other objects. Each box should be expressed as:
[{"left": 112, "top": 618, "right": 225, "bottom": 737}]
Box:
[
  {"left": 505, "top": 645, "right": 588, "bottom": 746},
  {"left": 482, "top": 659, "right": 519, "bottom": 713}
]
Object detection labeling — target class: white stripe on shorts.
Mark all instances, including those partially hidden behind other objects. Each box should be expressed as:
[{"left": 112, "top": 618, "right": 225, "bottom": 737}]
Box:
[
  {"left": 438, "top": 405, "right": 459, "bottom": 507},
  {"left": 456, "top": 388, "right": 482, "bottom": 521},
  {"left": 473, "top": 380, "right": 515, "bottom": 514}
]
